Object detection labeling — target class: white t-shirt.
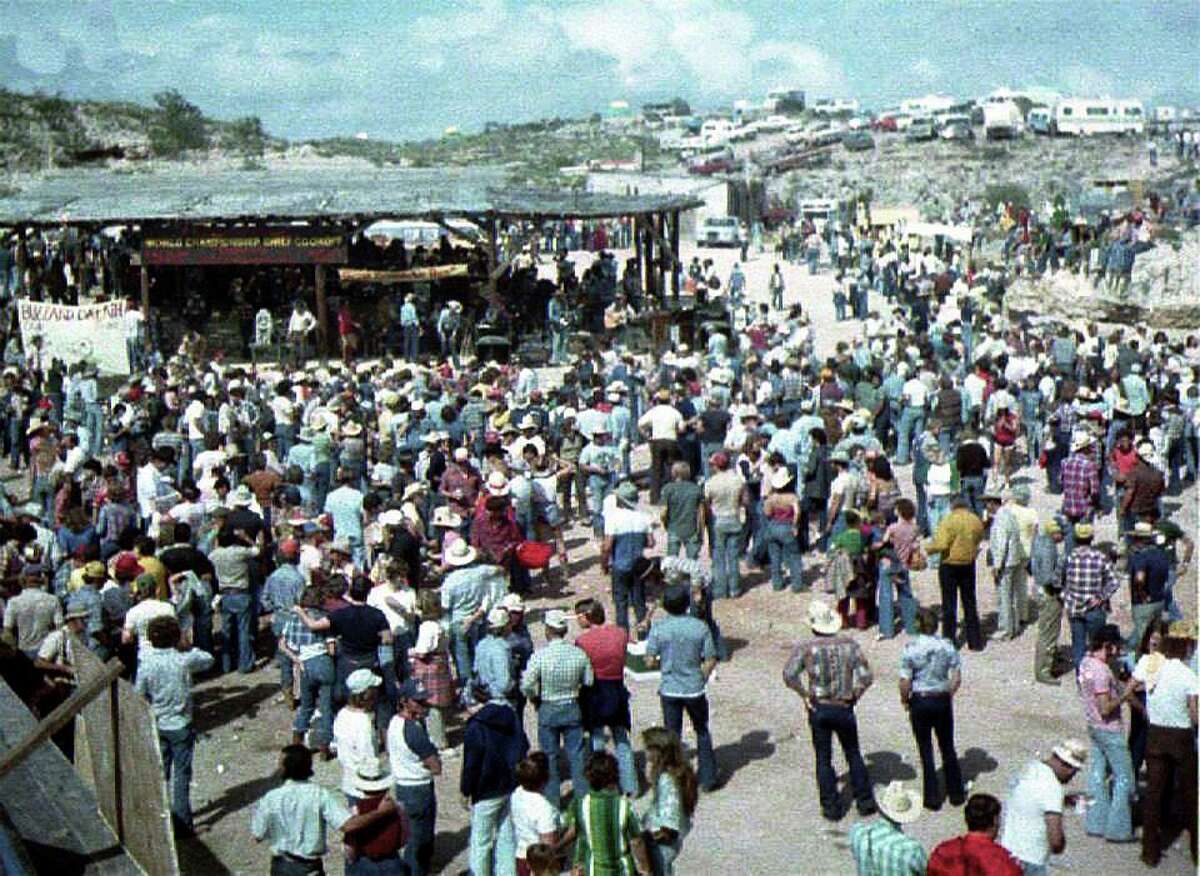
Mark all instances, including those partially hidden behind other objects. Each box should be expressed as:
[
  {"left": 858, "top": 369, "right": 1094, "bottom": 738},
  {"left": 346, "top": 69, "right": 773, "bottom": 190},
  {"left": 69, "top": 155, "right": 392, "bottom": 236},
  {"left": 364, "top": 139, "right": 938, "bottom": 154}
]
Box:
[
  {"left": 1000, "top": 760, "right": 1064, "bottom": 866},
  {"left": 367, "top": 585, "right": 416, "bottom": 635},
  {"left": 1146, "top": 659, "right": 1198, "bottom": 729},
  {"left": 510, "top": 787, "right": 561, "bottom": 858},
  {"left": 332, "top": 708, "right": 377, "bottom": 797},
  {"left": 603, "top": 506, "right": 653, "bottom": 538},
  {"left": 901, "top": 377, "right": 928, "bottom": 408},
  {"left": 638, "top": 404, "right": 684, "bottom": 441},
  {"left": 124, "top": 599, "right": 175, "bottom": 655},
  {"left": 185, "top": 399, "right": 207, "bottom": 441}
]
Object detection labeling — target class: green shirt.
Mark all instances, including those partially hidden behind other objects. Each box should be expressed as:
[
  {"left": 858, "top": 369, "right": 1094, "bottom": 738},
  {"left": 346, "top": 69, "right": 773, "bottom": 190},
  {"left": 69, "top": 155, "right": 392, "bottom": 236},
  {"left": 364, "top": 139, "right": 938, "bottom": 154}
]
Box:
[
  {"left": 569, "top": 788, "right": 642, "bottom": 875},
  {"left": 848, "top": 818, "right": 928, "bottom": 876},
  {"left": 660, "top": 480, "right": 702, "bottom": 539},
  {"left": 833, "top": 528, "right": 865, "bottom": 557}
]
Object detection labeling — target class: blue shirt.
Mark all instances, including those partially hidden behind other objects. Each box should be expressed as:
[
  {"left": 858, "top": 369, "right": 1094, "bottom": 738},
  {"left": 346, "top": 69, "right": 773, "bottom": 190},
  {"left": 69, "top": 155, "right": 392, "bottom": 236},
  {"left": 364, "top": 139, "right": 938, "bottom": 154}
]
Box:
[
  {"left": 400, "top": 302, "right": 418, "bottom": 327},
  {"left": 473, "top": 634, "right": 514, "bottom": 702},
  {"left": 262, "top": 564, "right": 304, "bottom": 625},
  {"left": 134, "top": 646, "right": 215, "bottom": 731},
  {"left": 323, "top": 485, "right": 364, "bottom": 541},
  {"left": 646, "top": 614, "right": 715, "bottom": 698},
  {"left": 899, "top": 634, "right": 961, "bottom": 694},
  {"left": 1129, "top": 546, "right": 1171, "bottom": 605}
]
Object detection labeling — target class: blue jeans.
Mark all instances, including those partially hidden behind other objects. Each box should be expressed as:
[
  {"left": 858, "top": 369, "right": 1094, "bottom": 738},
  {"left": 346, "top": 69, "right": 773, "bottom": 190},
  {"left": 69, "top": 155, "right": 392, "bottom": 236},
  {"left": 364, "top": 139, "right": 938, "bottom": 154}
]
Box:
[
  {"left": 394, "top": 782, "right": 436, "bottom": 876},
  {"left": 1085, "top": 726, "right": 1134, "bottom": 841},
  {"left": 402, "top": 324, "right": 420, "bottom": 361},
  {"left": 959, "top": 475, "right": 986, "bottom": 517},
  {"left": 346, "top": 855, "right": 407, "bottom": 875},
  {"left": 710, "top": 517, "right": 742, "bottom": 599},
  {"left": 926, "top": 496, "right": 952, "bottom": 565},
  {"left": 550, "top": 328, "right": 568, "bottom": 364},
  {"left": 611, "top": 568, "right": 646, "bottom": 633},
  {"left": 878, "top": 561, "right": 917, "bottom": 638},
  {"left": 808, "top": 703, "right": 872, "bottom": 815},
  {"left": 220, "top": 591, "right": 254, "bottom": 673},
  {"left": 448, "top": 621, "right": 475, "bottom": 690},
  {"left": 895, "top": 408, "right": 925, "bottom": 465},
  {"left": 159, "top": 726, "right": 196, "bottom": 831},
  {"left": 591, "top": 725, "right": 638, "bottom": 796},
  {"left": 765, "top": 520, "right": 804, "bottom": 592},
  {"left": 469, "top": 794, "right": 516, "bottom": 876},
  {"left": 661, "top": 695, "right": 717, "bottom": 789},
  {"left": 536, "top": 700, "right": 587, "bottom": 808},
  {"left": 294, "top": 654, "right": 335, "bottom": 748},
  {"left": 1069, "top": 607, "right": 1107, "bottom": 670}
]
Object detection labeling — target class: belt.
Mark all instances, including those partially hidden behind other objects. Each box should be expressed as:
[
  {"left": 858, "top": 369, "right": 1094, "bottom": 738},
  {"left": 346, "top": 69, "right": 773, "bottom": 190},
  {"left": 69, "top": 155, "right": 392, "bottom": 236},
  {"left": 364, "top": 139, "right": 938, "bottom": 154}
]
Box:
[
  {"left": 276, "top": 851, "right": 321, "bottom": 864},
  {"left": 912, "top": 691, "right": 951, "bottom": 698}
]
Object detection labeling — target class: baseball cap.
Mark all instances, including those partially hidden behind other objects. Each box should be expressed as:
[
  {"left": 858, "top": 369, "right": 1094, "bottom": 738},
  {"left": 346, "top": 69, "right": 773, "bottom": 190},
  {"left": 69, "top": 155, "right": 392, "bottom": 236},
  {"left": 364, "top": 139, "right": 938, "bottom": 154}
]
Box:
[
  {"left": 277, "top": 538, "right": 300, "bottom": 559},
  {"left": 346, "top": 669, "right": 382, "bottom": 695},
  {"left": 396, "top": 679, "right": 432, "bottom": 703}
]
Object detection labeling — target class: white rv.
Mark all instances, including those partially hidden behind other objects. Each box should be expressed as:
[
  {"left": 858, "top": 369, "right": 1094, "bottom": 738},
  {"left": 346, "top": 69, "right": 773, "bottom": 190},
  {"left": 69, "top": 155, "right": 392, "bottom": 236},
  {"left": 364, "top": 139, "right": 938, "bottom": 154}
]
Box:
[
  {"left": 983, "top": 100, "right": 1022, "bottom": 140},
  {"left": 900, "top": 94, "right": 956, "bottom": 118},
  {"left": 1054, "top": 99, "right": 1145, "bottom": 136},
  {"left": 699, "top": 118, "right": 735, "bottom": 145}
]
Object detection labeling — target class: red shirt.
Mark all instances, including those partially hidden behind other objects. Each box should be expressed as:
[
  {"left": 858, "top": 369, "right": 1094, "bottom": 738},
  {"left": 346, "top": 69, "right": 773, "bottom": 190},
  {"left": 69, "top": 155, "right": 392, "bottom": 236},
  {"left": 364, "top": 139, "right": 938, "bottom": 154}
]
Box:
[
  {"left": 927, "top": 832, "right": 1022, "bottom": 876},
  {"left": 1110, "top": 445, "right": 1139, "bottom": 479},
  {"left": 576, "top": 625, "right": 630, "bottom": 681},
  {"left": 348, "top": 793, "right": 408, "bottom": 860}
]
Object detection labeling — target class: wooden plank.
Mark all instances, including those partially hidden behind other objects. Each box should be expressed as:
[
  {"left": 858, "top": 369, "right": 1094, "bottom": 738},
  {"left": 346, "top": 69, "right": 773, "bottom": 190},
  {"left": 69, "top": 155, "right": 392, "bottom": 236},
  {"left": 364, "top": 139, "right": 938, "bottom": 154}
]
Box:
[
  {"left": 73, "top": 641, "right": 179, "bottom": 876},
  {"left": 0, "top": 658, "right": 122, "bottom": 781},
  {"left": 0, "top": 678, "right": 141, "bottom": 875},
  {"left": 338, "top": 264, "right": 468, "bottom": 284}
]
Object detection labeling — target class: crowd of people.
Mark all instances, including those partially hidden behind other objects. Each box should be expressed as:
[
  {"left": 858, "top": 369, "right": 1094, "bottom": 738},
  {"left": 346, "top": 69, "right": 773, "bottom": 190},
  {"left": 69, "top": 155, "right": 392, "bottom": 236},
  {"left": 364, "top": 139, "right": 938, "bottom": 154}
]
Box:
[{"left": 0, "top": 199, "right": 1196, "bottom": 875}]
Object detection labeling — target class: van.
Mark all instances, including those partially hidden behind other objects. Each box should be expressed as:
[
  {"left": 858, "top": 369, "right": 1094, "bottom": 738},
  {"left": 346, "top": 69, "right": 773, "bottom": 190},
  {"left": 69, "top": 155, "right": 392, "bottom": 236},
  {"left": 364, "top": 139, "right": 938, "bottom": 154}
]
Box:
[{"left": 698, "top": 216, "right": 740, "bottom": 247}]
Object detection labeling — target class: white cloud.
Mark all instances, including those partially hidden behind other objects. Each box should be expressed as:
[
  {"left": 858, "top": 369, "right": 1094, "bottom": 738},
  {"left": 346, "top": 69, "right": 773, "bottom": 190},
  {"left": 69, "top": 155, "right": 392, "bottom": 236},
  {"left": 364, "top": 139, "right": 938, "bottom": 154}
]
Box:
[
  {"left": 911, "top": 56, "right": 940, "bottom": 82},
  {"left": 1058, "top": 63, "right": 1117, "bottom": 98}
]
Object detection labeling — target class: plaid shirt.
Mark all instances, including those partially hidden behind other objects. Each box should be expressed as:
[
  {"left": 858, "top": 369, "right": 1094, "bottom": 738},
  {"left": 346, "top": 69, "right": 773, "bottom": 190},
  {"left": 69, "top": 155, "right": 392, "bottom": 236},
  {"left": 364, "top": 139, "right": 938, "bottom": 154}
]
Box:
[
  {"left": 520, "top": 638, "right": 593, "bottom": 703},
  {"left": 1061, "top": 546, "right": 1119, "bottom": 617},
  {"left": 783, "top": 636, "right": 873, "bottom": 703},
  {"left": 1060, "top": 453, "right": 1099, "bottom": 518},
  {"left": 281, "top": 609, "right": 328, "bottom": 662},
  {"left": 849, "top": 818, "right": 929, "bottom": 876}
]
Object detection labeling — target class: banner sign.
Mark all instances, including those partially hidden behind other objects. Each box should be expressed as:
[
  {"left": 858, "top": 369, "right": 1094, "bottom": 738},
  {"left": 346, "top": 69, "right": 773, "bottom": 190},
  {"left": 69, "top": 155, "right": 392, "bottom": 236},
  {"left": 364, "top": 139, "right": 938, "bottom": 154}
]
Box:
[
  {"left": 338, "top": 264, "right": 469, "bottom": 284},
  {"left": 141, "top": 226, "right": 347, "bottom": 266},
  {"left": 19, "top": 299, "right": 130, "bottom": 375}
]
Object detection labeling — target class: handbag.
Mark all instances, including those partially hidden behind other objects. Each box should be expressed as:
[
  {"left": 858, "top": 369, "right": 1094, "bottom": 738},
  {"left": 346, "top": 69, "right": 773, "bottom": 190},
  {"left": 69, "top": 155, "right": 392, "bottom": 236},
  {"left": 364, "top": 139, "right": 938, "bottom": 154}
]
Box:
[{"left": 906, "top": 545, "right": 928, "bottom": 572}]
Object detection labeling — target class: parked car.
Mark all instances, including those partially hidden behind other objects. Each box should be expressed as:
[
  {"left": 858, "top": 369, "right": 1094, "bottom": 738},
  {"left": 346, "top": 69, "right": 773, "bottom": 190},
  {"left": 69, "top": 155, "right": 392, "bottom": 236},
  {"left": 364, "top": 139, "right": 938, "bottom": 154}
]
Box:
[
  {"left": 688, "top": 157, "right": 736, "bottom": 175},
  {"left": 846, "top": 115, "right": 871, "bottom": 131},
  {"left": 940, "top": 121, "right": 974, "bottom": 141},
  {"left": 906, "top": 120, "right": 936, "bottom": 142},
  {"left": 872, "top": 115, "right": 898, "bottom": 133},
  {"left": 842, "top": 131, "right": 875, "bottom": 151}
]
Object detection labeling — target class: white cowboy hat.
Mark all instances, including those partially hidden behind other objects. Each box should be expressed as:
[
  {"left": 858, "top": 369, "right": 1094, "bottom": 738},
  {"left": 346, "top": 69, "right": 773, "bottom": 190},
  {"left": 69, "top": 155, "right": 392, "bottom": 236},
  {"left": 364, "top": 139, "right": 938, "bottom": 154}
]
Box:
[
  {"left": 431, "top": 506, "right": 463, "bottom": 528},
  {"left": 341, "top": 421, "right": 363, "bottom": 437},
  {"left": 444, "top": 539, "right": 477, "bottom": 567},
  {"left": 1070, "top": 433, "right": 1093, "bottom": 452},
  {"left": 229, "top": 485, "right": 254, "bottom": 507},
  {"left": 770, "top": 467, "right": 794, "bottom": 491},
  {"left": 1136, "top": 441, "right": 1156, "bottom": 462},
  {"left": 876, "top": 781, "right": 923, "bottom": 824},
  {"left": 378, "top": 509, "right": 406, "bottom": 526},
  {"left": 485, "top": 472, "right": 510, "bottom": 496},
  {"left": 518, "top": 415, "right": 539, "bottom": 431},
  {"left": 806, "top": 600, "right": 842, "bottom": 635},
  {"left": 1052, "top": 738, "right": 1088, "bottom": 770}
]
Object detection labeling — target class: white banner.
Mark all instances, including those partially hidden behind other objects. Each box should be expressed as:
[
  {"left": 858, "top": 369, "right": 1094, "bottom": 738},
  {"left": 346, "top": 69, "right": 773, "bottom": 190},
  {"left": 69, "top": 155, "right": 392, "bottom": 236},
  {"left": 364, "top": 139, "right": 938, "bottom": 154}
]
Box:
[{"left": 18, "top": 299, "right": 130, "bottom": 375}]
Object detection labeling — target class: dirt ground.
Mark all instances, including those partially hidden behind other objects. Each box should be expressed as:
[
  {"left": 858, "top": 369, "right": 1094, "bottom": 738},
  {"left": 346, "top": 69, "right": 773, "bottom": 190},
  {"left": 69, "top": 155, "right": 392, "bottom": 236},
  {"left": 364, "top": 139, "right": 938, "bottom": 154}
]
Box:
[{"left": 174, "top": 242, "right": 1198, "bottom": 875}]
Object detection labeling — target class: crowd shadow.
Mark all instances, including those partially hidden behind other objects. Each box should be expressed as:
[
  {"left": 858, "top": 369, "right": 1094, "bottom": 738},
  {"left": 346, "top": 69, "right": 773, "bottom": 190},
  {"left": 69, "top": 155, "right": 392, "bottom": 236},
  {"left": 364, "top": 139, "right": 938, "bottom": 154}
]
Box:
[
  {"left": 863, "top": 750, "right": 918, "bottom": 785},
  {"left": 193, "top": 770, "right": 281, "bottom": 830},
  {"left": 721, "top": 636, "right": 750, "bottom": 658},
  {"left": 433, "top": 823, "right": 471, "bottom": 875},
  {"left": 713, "top": 729, "right": 776, "bottom": 785},
  {"left": 194, "top": 681, "right": 279, "bottom": 734},
  {"left": 176, "top": 835, "right": 235, "bottom": 876},
  {"left": 959, "top": 746, "right": 1000, "bottom": 784}
]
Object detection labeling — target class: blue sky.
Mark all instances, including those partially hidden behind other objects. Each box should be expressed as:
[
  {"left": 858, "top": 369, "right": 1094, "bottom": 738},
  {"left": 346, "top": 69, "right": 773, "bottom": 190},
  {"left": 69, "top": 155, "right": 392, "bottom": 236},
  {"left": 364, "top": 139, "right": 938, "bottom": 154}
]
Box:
[{"left": 0, "top": 0, "right": 1195, "bottom": 141}]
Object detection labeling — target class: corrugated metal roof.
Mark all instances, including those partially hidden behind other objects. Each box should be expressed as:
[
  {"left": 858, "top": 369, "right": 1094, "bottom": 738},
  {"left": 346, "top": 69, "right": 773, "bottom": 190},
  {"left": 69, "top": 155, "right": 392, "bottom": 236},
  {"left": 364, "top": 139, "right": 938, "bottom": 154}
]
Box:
[{"left": 0, "top": 165, "right": 703, "bottom": 224}]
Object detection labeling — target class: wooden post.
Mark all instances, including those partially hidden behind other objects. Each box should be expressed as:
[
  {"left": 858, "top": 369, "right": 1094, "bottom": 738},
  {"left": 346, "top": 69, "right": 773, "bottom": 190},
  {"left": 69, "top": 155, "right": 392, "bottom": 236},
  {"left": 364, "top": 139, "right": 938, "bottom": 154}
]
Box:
[
  {"left": 139, "top": 265, "right": 151, "bottom": 352},
  {"left": 109, "top": 677, "right": 124, "bottom": 844},
  {"left": 670, "top": 210, "right": 681, "bottom": 302},
  {"left": 644, "top": 215, "right": 656, "bottom": 303},
  {"left": 14, "top": 227, "right": 25, "bottom": 296},
  {"left": 314, "top": 264, "right": 328, "bottom": 361},
  {"left": 656, "top": 212, "right": 667, "bottom": 297},
  {"left": 632, "top": 215, "right": 643, "bottom": 298},
  {"left": 486, "top": 216, "right": 499, "bottom": 297}
]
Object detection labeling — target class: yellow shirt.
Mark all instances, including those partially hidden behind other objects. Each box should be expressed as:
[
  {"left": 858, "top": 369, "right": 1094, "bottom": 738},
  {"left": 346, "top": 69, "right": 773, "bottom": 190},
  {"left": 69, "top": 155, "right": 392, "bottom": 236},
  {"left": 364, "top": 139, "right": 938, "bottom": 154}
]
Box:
[
  {"left": 926, "top": 508, "right": 985, "bottom": 565},
  {"left": 137, "top": 555, "right": 169, "bottom": 601}
]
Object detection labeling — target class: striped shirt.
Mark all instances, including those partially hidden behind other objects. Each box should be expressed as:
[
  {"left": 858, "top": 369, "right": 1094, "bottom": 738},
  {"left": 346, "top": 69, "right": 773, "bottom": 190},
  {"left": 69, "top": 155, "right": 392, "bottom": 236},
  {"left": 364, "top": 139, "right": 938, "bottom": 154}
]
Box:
[
  {"left": 568, "top": 789, "right": 641, "bottom": 876},
  {"left": 849, "top": 818, "right": 928, "bottom": 876}
]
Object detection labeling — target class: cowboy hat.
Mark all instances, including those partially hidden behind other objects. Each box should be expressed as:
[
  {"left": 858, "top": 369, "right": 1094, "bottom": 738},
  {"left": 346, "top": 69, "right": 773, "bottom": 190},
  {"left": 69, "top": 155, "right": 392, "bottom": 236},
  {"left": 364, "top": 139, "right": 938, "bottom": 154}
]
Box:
[
  {"left": 501, "top": 593, "right": 525, "bottom": 613},
  {"left": 1052, "top": 738, "right": 1088, "bottom": 770},
  {"left": 329, "top": 537, "right": 353, "bottom": 556},
  {"left": 444, "top": 539, "right": 477, "bottom": 567},
  {"left": 485, "top": 472, "right": 510, "bottom": 496},
  {"left": 769, "top": 467, "right": 794, "bottom": 491},
  {"left": 876, "top": 781, "right": 923, "bottom": 824},
  {"left": 378, "top": 509, "right": 406, "bottom": 527},
  {"left": 1070, "top": 433, "right": 1093, "bottom": 452},
  {"left": 518, "top": 415, "right": 538, "bottom": 431},
  {"left": 229, "top": 485, "right": 254, "bottom": 507},
  {"left": 431, "top": 506, "right": 463, "bottom": 528},
  {"left": 807, "top": 600, "right": 842, "bottom": 635},
  {"left": 341, "top": 421, "right": 363, "bottom": 437},
  {"left": 1130, "top": 520, "right": 1155, "bottom": 539},
  {"left": 1136, "top": 441, "right": 1156, "bottom": 461},
  {"left": 544, "top": 608, "right": 570, "bottom": 631},
  {"left": 346, "top": 669, "right": 381, "bottom": 695},
  {"left": 487, "top": 607, "right": 510, "bottom": 630},
  {"left": 615, "top": 481, "right": 639, "bottom": 507}
]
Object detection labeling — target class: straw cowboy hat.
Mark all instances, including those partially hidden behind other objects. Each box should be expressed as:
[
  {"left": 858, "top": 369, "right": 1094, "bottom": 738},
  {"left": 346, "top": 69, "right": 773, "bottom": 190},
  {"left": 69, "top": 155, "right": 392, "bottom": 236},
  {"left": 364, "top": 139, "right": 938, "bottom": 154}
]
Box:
[
  {"left": 876, "top": 781, "right": 923, "bottom": 824},
  {"left": 1052, "top": 738, "right": 1088, "bottom": 770},
  {"left": 341, "top": 421, "right": 363, "bottom": 437},
  {"left": 806, "top": 600, "right": 842, "bottom": 635},
  {"left": 445, "top": 539, "right": 477, "bottom": 567},
  {"left": 485, "top": 472, "right": 510, "bottom": 497},
  {"left": 1070, "top": 433, "right": 1093, "bottom": 452},
  {"left": 518, "top": 415, "right": 539, "bottom": 431}
]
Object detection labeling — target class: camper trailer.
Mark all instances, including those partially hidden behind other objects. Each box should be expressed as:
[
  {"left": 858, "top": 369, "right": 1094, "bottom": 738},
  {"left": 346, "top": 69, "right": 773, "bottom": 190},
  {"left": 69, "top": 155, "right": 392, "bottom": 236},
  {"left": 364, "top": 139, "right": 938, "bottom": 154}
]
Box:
[
  {"left": 982, "top": 100, "right": 1022, "bottom": 140},
  {"left": 1054, "top": 99, "right": 1145, "bottom": 136}
]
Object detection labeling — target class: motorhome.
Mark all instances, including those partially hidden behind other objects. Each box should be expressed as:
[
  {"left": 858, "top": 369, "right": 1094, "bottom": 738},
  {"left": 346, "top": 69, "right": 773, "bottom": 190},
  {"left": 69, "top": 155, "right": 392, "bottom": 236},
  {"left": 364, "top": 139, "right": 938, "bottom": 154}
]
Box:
[
  {"left": 700, "top": 118, "right": 736, "bottom": 145},
  {"left": 765, "top": 88, "right": 806, "bottom": 114},
  {"left": 1054, "top": 99, "right": 1145, "bottom": 136},
  {"left": 811, "top": 98, "right": 860, "bottom": 116},
  {"left": 900, "top": 94, "right": 957, "bottom": 119},
  {"left": 983, "top": 100, "right": 1022, "bottom": 140},
  {"left": 797, "top": 199, "right": 844, "bottom": 232}
]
